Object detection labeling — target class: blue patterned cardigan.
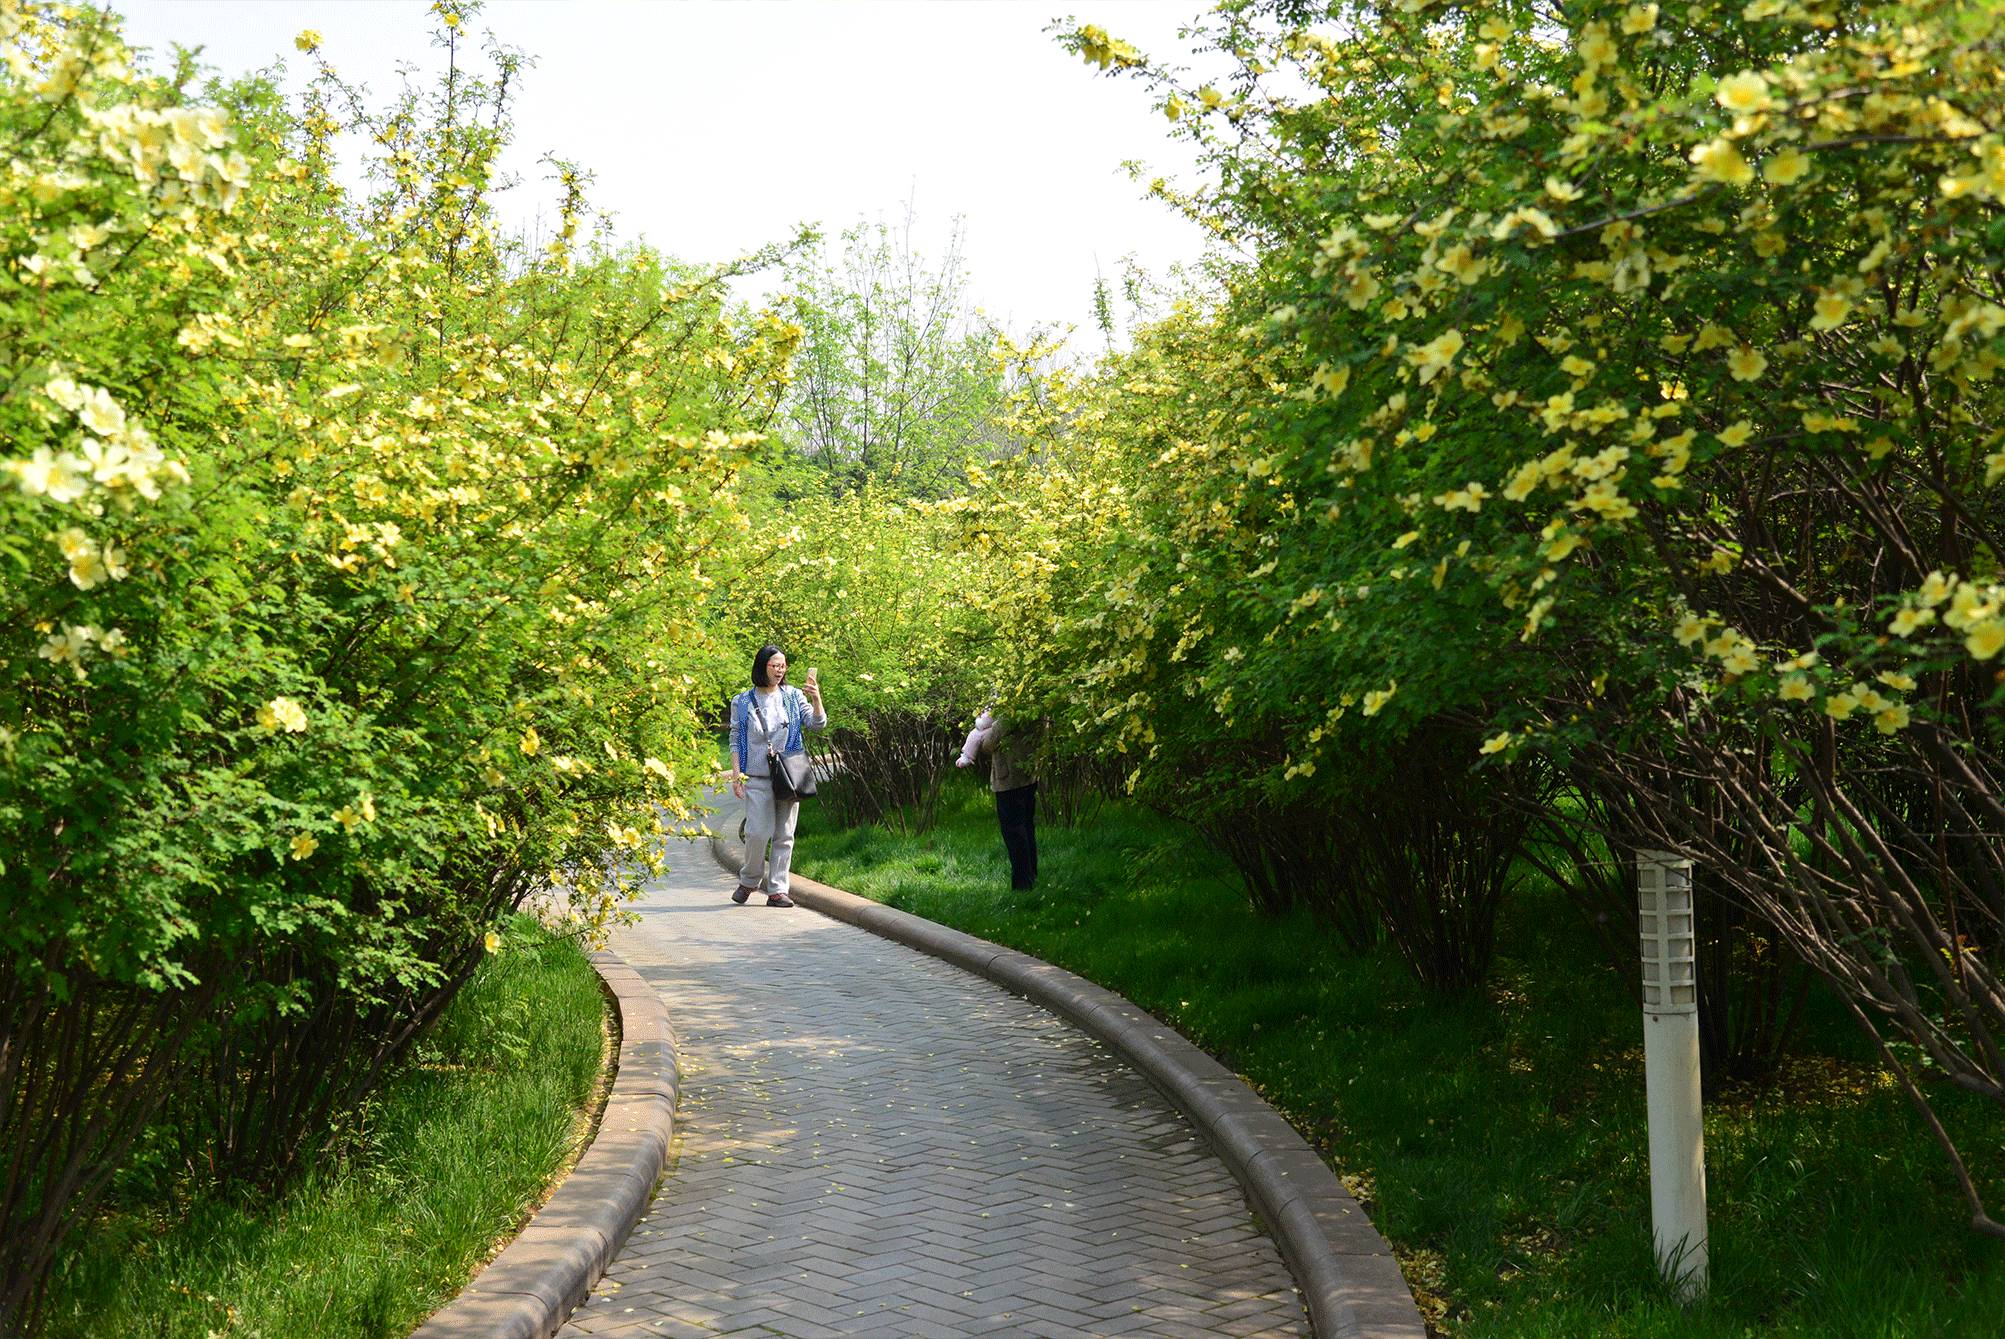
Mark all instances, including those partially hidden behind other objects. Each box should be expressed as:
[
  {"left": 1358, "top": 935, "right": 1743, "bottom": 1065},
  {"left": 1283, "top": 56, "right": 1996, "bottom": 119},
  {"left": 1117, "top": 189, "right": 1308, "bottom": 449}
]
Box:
[{"left": 730, "top": 685, "right": 825, "bottom": 777}]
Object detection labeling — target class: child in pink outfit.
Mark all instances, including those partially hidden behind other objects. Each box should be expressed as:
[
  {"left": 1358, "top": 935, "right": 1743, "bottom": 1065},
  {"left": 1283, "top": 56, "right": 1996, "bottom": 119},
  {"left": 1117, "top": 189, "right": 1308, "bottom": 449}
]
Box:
[{"left": 955, "top": 710, "right": 997, "bottom": 768}]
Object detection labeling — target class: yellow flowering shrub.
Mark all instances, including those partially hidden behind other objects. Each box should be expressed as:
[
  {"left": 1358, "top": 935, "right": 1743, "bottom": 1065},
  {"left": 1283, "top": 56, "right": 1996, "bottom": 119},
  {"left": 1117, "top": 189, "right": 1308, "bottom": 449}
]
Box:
[
  {"left": 0, "top": 1, "right": 797, "bottom": 1311},
  {"left": 1032, "top": 0, "right": 2005, "bottom": 1230}
]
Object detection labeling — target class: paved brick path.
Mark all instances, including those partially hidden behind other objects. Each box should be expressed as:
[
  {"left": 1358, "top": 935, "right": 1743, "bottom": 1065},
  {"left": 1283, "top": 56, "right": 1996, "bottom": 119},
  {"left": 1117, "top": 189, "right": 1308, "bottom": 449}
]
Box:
[{"left": 558, "top": 837, "right": 1309, "bottom": 1339}]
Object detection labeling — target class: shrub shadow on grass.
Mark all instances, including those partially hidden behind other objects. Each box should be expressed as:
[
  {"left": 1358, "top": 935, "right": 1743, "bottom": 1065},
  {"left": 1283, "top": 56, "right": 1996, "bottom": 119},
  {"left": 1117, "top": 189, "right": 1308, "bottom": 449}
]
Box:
[{"left": 41, "top": 919, "right": 607, "bottom": 1339}]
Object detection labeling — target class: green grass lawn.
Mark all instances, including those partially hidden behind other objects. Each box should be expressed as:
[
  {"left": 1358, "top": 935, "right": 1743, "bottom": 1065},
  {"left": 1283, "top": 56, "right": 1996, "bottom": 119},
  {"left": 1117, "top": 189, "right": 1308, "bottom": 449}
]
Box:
[
  {"left": 796, "top": 780, "right": 2005, "bottom": 1337},
  {"left": 40, "top": 917, "right": 607, "bottom": 1339}
]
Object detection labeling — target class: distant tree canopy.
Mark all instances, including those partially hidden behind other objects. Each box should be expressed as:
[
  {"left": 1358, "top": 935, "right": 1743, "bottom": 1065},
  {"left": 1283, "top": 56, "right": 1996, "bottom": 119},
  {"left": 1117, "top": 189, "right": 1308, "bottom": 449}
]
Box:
[{"left": 777, "top": 211, "right": 1011, "bottom": 500}]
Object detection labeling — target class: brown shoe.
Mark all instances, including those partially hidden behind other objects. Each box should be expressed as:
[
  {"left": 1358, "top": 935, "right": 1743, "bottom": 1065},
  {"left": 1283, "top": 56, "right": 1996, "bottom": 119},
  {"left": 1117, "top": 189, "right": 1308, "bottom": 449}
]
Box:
[
  {"left": 731, "top": 885, "right": 756, "bottom": 904},
  {"left": 766, "top": 893, "right": 794, "bottom": 908}
]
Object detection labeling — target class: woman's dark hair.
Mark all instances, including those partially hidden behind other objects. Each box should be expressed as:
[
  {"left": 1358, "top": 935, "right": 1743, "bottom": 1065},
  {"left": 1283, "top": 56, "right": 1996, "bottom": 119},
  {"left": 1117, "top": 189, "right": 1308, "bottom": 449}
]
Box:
[{"left": 751, "top": 644, "right": 785, "bottom": 687}]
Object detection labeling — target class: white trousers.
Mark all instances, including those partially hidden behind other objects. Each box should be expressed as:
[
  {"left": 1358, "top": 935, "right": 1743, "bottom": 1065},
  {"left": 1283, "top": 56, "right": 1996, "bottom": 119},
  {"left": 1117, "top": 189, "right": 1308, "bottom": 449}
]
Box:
[{"left": 739, "top": 776, "right": 801, "bottom": 897}]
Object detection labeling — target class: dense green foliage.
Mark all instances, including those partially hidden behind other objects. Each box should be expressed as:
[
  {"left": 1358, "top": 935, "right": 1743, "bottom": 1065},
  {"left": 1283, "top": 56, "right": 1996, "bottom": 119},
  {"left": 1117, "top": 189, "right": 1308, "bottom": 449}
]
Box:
[
  {"left": 0, "top": 2, "right": 792, "bottom": 1322},
  {"left": 11, "top": 0, "right": 2005, "bottom": 1330},
  {"left": 918, "top": 0, "right": 2005, "bottom": 1237}
]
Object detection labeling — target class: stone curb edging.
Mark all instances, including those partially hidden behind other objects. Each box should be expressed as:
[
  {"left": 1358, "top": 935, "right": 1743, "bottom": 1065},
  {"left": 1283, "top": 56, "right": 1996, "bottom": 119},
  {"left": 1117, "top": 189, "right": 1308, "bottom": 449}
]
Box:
[
  {"left": 709, "top": 828, "right": 1426, "bottom": 1339},
  {"left": 410, "top": 948, "right": 679, "bottom": 1339}
]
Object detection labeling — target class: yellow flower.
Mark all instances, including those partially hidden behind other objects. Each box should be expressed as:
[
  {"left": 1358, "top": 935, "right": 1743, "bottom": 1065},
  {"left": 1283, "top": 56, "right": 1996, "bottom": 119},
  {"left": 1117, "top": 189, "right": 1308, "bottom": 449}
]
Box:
[
  {"left": 359, "top": 792, "right": 377, "bottom": 822},
  {"left": 54, "top": 527, "right": 92, "bottom": 561},
  {"left": 1947, "top": 583, "right": 1993, "bottom": 631},
  {"left": 1689, "top": 138, "right": 1754, "bottom": 187},
  {"left": 1575, "top": 479, "right": 1637, "bottom": 521},
  {"left": 644, "top": 756, "right": 672, "bottom": 780},
  {"left": 1674, "top": 614, "right": 1709, "bottom": 646},
  {"left": 1522, "top": 595, "right": 1556, "bottom": 641},
  {"left": 1717, "top": 420, "right": 1755, "bottom": 448},
  {"left": 1889, "top": 606, "right": 1933, "bottom": 637},
  {"left": 1720, "top": 644, "right": 1760, "bottom": 676},
  {"left": 1502, "top": 461, "right": 1543, "bottom": 501},
  {"left": 1491, "top": 206, "right": 1558, "bottom": 242},
  {"left": 1874, "top": 704, "right": 1911, "bottom": 735},
  {"left": 1310, "top": 364, "right": 1351, "bottom": 399},
  {"left": 1824, "top": 692, "right": 1859, "bottom": 721},
  {"left": 1578, "top": 24, "right": 1618, "bottom": 67},
  {"left": 1406, "top": 328, "right": 1465, "bottom": 384},
  {"left": 1362, "top": 682, "right": 1398, "bottom": 716},
  {"left": 1965, "top": 621, "right": 2005, "bottom": 660},
  {"left": 10, "top": 449, "right": 91, "bottom": 503},
  {"left": 289, "top": 833, "right": 319, "bottom": 861},
  {"left": 1778, "top": 674, "right": 1815, "bottom": 701},
  {"left": 1693, "top": 325, "right": 1736, "bottom": 352},
  {"left": 294, "top": 29, "right": 323, "bottom": 52},
  {"left": 1542, "top": 530, "right": 1584, "bottom": 561},
  {"left": 1436, "top": 245, "right": 1487, "bottom": 286},
  {"left": 519, "top": 726, "right": 541, "bottom": 756},
  {"left": 68, "top": 549, "right": 107, "bottom": 590},
  {"left": 1877, "top": 671, "right": 1916, "bottom": 692},
  {"left": 1761, "top": 148, "right": 1812, "bottom": 186},
  {"left": 484, "top": 929, "right": 502, "bottom": 954},
  {"left": 1715, "top": 71, "right": 1774, "bottom": 115},
  {"left": 257, "top": 697, "right": 309, "bottom": 733},
  {"left": 1726, "top": 346, "right": 1768, "bottom": 382},
  {"left": 333, "top": 805, "right": 362, "bottom": 832},
  {"left": 39, "top": 625, "right": 96, "bottom": 667},
  {"left": 1481, "top": 731, "right": 1514, "bottom": 755},
  {"left": 1621, "top": 3, "right": 1658, "bottom": 35},
  {"left": 73, "top": 387, "right": 126, "bottom": 439},
  {"left": 1809, "top": 291, "right": 1853, "bottom": 331},
  {"left": 1435, "top": 483, "right": 1489, "bottom": 513}
]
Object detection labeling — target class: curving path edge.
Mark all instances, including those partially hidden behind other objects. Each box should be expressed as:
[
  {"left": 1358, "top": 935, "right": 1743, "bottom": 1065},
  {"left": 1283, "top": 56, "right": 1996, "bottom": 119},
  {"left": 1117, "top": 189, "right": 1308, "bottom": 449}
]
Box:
[
  {"left": 412, "top": 949, "right": 679, "bottom": 1339},
  {"left": 710, "top": 825, "right": 1427, "bottom": 1339}
]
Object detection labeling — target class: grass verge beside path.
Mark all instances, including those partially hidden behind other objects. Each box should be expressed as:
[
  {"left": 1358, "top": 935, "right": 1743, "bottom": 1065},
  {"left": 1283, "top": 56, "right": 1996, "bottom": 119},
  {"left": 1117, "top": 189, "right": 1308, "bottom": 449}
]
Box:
[
  {"left": 796, "top": 783, "right": 2005, "bottom": 1338},
  {"left": 41, "top": 916, "right": 608, "bottom": 1339}
]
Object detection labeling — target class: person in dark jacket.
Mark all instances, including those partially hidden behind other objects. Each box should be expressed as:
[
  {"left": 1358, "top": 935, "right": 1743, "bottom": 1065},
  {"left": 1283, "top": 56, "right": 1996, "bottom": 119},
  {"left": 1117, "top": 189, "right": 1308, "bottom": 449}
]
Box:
[{"left": 978, "top": 716, "right": 1036, "bottom": 891}]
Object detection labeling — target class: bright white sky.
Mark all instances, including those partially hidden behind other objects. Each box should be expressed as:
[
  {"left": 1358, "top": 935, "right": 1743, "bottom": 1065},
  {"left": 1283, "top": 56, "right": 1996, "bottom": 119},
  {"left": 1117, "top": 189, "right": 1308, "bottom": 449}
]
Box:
[{"left": 116, "top": 0, "right": 1223, "bottom": 347}]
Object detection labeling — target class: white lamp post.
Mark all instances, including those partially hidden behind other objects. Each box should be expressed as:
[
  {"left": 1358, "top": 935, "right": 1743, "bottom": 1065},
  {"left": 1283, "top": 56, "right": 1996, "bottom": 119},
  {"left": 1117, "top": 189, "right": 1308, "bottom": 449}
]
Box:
[{"left": 1636, "top": 848, "right": 1708, "bottom": 1301}]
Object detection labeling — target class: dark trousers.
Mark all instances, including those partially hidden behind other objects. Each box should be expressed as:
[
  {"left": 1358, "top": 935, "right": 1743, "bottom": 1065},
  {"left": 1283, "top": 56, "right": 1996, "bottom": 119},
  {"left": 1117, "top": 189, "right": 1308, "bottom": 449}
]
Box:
[{"left": 995, "top": 784, "right": 1037, "bottom": 891}]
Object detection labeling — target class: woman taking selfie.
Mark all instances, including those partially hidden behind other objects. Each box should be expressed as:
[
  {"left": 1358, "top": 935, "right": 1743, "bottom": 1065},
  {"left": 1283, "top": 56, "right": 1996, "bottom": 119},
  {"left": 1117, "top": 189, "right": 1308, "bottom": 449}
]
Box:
[{"left": 728, "top": 644, "right": 826, "bottom": 907}]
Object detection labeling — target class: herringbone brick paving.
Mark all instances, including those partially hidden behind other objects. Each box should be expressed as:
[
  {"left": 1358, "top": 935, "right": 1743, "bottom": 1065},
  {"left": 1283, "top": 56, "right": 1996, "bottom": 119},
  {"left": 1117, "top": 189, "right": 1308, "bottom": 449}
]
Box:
[{"left": 558, "top": 838, "right": 1309, "bottom": 1338}]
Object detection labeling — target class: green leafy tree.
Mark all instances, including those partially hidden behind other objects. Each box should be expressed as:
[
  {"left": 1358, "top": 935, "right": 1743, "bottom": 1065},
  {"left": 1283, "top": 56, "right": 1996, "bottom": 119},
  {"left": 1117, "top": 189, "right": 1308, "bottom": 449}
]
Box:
[
  {"left": 779, "top": 208, "right": 1009, "bottom": 499},
  {"left": 0, "top": 3, "right": 801, "bottom": 1323},
  {"left": 1035, "top": 0, "right": 2005, "bottom": 1234}
]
